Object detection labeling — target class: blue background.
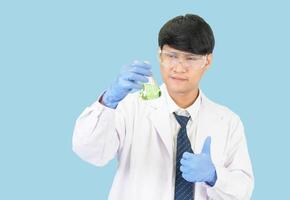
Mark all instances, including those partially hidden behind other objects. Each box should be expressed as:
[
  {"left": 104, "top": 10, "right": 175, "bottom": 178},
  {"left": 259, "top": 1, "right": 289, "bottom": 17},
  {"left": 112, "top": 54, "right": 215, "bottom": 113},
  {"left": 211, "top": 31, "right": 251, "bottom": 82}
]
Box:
[{"left": 1, "top": 0, "right": 289, "bottom": 199}]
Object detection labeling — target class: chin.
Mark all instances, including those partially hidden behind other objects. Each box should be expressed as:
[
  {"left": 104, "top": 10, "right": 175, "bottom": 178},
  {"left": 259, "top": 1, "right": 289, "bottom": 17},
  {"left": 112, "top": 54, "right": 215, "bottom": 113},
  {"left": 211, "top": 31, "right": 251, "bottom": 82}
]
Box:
[{"left": 166, "top": 84, "right": 190, "bottom": 95}]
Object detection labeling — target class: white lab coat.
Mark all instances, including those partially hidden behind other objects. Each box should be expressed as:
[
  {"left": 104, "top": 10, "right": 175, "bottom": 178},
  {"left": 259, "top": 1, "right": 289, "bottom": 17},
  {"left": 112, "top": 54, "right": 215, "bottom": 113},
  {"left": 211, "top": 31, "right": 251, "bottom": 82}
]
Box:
[{"left": 72, "top": 84, "right": 254, "bottom": 200}]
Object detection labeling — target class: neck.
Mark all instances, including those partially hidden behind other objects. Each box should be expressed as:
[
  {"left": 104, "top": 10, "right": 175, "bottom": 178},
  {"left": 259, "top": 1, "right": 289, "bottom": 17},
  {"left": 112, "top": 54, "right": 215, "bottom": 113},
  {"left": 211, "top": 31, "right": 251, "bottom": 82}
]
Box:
[{"left": 168, "top": 88, "right": 199, "bottom": 109}]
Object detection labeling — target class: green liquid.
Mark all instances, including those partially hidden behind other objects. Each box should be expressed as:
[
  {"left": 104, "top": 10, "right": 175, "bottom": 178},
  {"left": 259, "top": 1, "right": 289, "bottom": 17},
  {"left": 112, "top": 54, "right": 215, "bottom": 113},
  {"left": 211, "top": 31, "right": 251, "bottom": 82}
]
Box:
[{"left": 140, "top": 83, "right": 161, "bottom": 100}]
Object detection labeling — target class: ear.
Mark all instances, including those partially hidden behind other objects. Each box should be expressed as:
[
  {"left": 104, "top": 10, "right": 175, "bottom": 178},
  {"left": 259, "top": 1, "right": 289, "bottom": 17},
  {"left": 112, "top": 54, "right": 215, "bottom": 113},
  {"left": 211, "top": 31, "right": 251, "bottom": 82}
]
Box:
[
  {"left": 204, "top": 54, "right": 213, "bottom": 70},
  {"left": 157, "top": 47, "right": 162, "bottom": 64}
]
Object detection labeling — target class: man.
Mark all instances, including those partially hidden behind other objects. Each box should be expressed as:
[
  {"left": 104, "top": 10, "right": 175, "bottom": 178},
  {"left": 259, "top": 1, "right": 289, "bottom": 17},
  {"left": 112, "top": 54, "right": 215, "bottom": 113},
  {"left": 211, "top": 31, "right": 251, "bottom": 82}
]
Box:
[{"left": 72, "top": 14, "right": 254, "bottom": 200}]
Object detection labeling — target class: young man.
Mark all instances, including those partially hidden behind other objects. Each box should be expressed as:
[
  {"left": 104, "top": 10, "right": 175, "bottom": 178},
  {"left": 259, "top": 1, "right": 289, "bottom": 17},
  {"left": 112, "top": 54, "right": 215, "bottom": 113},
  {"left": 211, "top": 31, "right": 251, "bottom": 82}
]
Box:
[{"left": 72, "top": 14, "right": 254, "bottom": 200}]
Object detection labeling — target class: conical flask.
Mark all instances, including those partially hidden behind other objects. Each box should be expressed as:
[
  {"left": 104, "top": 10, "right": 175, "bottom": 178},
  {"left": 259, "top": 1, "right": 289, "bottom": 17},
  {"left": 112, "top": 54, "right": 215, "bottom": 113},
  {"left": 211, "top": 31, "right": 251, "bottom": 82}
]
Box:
[{"left": 139, "top": 75, "right": 161, "bottom": 100}]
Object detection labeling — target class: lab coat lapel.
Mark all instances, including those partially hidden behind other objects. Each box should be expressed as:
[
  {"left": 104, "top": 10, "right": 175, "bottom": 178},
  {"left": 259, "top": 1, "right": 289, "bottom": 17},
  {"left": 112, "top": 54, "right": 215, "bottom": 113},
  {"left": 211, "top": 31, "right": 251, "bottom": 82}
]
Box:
[
  {"left": 145, "top": 87, "right": 221, "bottom": 161},
  {"left": 146, "top": 90, "right": 173, "bottom": 161},
  {"left": 195, "top": 91, "right": 226, "bottom": 165}
]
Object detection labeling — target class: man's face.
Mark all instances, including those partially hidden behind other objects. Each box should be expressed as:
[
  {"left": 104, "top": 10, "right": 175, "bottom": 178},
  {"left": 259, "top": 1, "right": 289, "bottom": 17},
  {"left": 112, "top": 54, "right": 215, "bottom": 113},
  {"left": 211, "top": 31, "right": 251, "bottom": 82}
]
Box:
[{"left": 159, "top": 45, "right": 212, "bottom": 96}]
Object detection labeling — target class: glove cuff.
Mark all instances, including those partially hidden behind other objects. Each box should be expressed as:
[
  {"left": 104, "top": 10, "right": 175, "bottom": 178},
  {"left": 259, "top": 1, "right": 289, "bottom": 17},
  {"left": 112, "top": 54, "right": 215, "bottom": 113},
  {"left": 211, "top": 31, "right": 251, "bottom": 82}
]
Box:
[
  {"left": 206, "top": 169, "right": 217, "bottom": 187},
  {"left": 101, "top": 91, "right": 119, "bottom": 109}
]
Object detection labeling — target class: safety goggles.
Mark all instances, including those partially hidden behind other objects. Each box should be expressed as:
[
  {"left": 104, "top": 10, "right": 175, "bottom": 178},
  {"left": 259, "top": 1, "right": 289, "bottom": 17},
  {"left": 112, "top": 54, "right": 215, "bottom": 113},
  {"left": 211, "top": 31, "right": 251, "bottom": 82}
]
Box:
[{"left": 158, "top": 49, "right": 207, "bottom": 70}]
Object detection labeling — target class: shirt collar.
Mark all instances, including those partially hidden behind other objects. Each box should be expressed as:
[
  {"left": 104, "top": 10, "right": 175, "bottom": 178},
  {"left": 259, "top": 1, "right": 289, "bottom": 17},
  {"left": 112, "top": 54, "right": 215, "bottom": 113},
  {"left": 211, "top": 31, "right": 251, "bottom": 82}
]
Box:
[{"left": 163, "top": 84, "right": 201, "bottom": 119}]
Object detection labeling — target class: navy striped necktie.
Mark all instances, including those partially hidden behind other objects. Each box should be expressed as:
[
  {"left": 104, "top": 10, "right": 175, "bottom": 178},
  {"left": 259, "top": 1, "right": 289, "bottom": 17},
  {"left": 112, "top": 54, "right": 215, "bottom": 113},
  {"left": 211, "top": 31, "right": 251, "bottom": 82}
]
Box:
[{"left": 173, "top": 112, "right": 195, "bottom": 200}]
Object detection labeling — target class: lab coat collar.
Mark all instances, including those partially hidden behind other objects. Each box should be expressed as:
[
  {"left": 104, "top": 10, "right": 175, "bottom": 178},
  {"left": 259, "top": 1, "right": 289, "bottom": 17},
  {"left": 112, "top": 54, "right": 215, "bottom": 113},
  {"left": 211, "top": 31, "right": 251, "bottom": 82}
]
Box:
[
  {"left": 145, "top": 83, "right": 210, "bottom": 160},
  {"left": 145, "top": 83, "right": 205, "bottom": 112},
  {"left": 162, "top": 84, "right": 201, "bottom": 120}
]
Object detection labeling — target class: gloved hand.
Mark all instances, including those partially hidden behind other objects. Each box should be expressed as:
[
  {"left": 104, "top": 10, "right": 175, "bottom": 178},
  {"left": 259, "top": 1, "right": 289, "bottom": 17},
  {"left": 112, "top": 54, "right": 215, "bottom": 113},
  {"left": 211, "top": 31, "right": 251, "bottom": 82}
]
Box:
[
  {"left": 102, "top": 60, "right": 152, "bottom": 108},
  {"left": 180, "top": 136, "right": 217, "bottom": 186}
]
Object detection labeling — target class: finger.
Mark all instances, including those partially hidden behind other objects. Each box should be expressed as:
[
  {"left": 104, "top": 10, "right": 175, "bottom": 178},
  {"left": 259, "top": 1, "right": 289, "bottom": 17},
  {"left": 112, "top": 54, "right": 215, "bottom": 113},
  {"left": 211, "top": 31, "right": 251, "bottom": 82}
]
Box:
[
  {"left": 121, "top": 61, "right": 150, "bottom": 75},
  {"left": 120, "top": 79, "right": 143, "bottom": 90},
  {"left": 124, "top": 72, "right": 149, "bottom": 83},
  {"left": 180, "top": 158, "right": 193, "bottom": 166},
  {"left": 181, "top": 172, "right": 193, "bottom": 182},
  {"left": 182, "top": 152, "right": 194, "bottom": 160},
  {"left": 130, "top": 66, "right": 152, "bottom": 77},
  {"left": 131, "top": 60, "right": 152, "bottom": 70},
  {"left": 201, "top": 136, "right": 211, "bottom": 155},
  {"left": 130, "top": 82, "right": 143, "bottom": 90},
  {"left": 180, "top": 165, "right": 192, "bottom": 174}
]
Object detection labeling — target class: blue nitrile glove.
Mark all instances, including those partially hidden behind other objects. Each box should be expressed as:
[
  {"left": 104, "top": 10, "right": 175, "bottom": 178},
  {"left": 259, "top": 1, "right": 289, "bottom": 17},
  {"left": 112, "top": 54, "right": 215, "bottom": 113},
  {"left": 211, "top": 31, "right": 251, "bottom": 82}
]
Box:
[
  {"left": 102, "top": 60, "right": 152, "bottom": 108},
  {"left": 180, "top": 136, "right": 217, "bottom": 186}
]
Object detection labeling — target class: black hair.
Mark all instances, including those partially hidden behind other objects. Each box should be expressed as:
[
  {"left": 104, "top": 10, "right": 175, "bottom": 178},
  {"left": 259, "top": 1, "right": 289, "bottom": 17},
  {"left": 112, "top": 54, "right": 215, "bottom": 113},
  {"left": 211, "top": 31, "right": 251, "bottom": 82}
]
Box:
[{"left": 158, "top": 14, "right": 215, "bottom": 55}]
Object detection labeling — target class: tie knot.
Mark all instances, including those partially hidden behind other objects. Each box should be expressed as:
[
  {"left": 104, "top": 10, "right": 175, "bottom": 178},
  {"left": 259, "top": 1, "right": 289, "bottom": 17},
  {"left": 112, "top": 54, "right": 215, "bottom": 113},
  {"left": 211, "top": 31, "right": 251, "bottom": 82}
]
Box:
[{"left": 173, "top": 112, "right": 191, "bottom": 128}]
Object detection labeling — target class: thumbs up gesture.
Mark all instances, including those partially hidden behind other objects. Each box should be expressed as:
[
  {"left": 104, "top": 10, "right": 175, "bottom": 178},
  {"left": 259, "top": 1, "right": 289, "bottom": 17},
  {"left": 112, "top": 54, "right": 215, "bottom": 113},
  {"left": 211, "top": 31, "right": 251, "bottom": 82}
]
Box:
[{"left": 180, "top": 136, "right": 217, "bottom": 186}]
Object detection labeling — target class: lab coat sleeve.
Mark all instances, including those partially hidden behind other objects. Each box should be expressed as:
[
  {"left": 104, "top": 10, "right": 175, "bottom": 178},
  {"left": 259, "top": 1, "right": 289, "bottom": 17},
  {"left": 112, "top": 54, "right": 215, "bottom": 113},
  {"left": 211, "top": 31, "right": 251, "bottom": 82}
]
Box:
[
  {"left": 206, "top": 115, "right": 254, "bottom": 200},
  {"left": 72, "top": 94, "right": 127, "bottom": 167}
]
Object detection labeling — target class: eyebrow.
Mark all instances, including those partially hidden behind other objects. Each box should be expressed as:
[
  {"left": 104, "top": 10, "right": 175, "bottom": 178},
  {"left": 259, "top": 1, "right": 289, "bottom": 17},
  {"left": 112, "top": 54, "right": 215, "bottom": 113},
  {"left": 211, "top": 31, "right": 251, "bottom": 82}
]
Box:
[{"left": 163, "top": 50, "right": 199, "bottom": 56}]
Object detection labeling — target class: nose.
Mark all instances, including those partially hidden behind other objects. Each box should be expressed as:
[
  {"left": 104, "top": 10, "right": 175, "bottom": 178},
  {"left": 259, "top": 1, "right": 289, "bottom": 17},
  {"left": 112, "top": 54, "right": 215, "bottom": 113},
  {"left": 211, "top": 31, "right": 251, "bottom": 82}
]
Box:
[{"left": 172, "top": 59, "right": 186, "bottom": 73}]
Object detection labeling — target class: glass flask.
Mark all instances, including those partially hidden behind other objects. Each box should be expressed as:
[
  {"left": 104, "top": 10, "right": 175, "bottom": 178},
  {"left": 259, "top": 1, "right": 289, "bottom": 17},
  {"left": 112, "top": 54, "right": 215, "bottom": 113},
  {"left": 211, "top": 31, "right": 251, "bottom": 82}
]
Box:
[{"left": 139, "top": 75, "right": 161, "bottom": 100}]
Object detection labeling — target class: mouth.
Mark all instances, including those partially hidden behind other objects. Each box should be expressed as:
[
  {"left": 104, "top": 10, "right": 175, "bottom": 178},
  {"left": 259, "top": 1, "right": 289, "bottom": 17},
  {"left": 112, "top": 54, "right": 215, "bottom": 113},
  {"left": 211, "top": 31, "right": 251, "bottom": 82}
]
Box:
[{"left": 170, "top": 76, "right": 188, "bottom": 82}]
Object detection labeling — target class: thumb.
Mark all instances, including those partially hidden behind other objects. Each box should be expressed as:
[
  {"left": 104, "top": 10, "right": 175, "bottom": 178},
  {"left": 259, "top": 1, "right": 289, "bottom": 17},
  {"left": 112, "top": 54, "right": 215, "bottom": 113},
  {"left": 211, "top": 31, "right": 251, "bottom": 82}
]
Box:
[{"left": 201, "top": 136, "right": 211, "bottom": 155}]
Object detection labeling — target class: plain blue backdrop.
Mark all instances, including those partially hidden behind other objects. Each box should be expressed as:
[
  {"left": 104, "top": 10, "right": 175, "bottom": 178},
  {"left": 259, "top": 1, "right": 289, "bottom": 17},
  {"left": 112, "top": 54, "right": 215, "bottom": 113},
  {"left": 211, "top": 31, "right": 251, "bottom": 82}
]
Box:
[{"left": 1, "top": 0, "right": 289, "bottom": 199}]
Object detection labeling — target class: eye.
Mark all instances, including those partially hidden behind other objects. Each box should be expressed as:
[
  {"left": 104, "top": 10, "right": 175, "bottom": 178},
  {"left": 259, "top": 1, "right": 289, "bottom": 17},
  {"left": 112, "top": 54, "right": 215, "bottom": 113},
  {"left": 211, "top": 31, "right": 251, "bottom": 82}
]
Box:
[
  {"left": 165, "top": 53, "right": 177, "bottom": 59},
  {"left": 186, "top": 57, "right": 198, "bottom": 61},
  {"left": 186, "top": 57, "right": 196, "bottom": 60}
]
